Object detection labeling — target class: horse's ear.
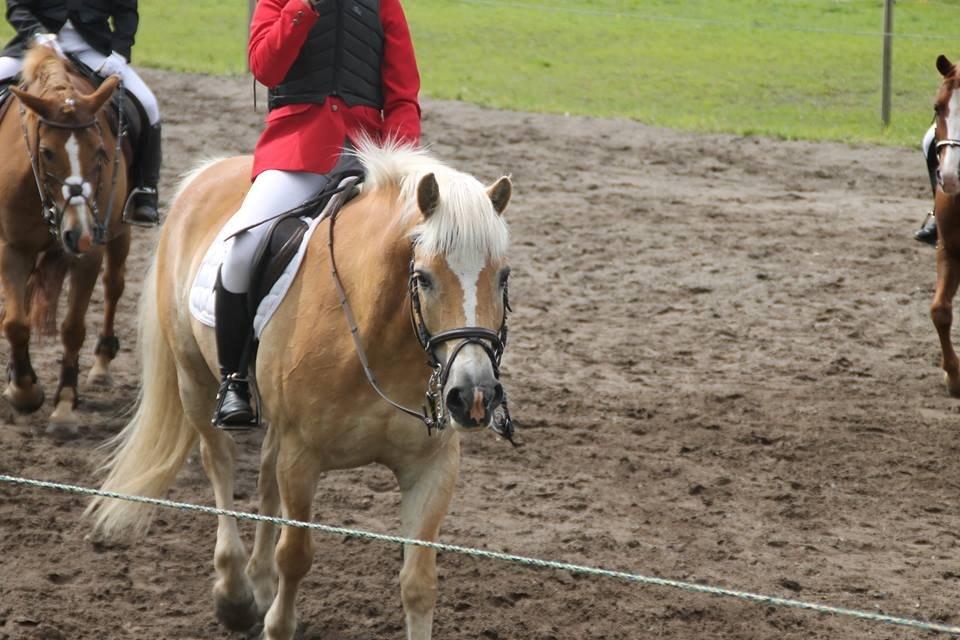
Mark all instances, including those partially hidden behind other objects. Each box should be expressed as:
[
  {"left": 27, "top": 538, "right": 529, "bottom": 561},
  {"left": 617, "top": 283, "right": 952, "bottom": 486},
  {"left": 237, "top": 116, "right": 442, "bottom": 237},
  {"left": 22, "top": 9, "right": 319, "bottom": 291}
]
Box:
[
  {"left": 81, "top": 74, "right": 120, "bottom": 114},
  {"left": 938, "top": 55, "right": 954, "bottom": 77},
  {"left": 417, "top": 173, "right": 440, "bottom": 218},
  {"left": 487, "top": 176, "right": 512, "bottom": 216},
  {"left": 10, "top": 86, "right": 53, "bottom": 118}
]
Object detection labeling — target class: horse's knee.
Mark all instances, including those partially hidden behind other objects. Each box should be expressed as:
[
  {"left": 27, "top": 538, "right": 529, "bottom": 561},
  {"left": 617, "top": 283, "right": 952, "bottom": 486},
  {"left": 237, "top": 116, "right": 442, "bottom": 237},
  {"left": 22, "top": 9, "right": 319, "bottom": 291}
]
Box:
[
  {"left": 400, "top": 556, "right": 438, "bottom": 615},
  {"left": 276, "top": 529, "right": 313, "bottom": 583},
  {"left": 3, "top": 318, "right": 29, "bottom": 346},
  {"left": 932, "top": 302, "right": 953, "bottom": 330},
  {"left": 103, "top": 273, "right": 125, "bottom": 301}
]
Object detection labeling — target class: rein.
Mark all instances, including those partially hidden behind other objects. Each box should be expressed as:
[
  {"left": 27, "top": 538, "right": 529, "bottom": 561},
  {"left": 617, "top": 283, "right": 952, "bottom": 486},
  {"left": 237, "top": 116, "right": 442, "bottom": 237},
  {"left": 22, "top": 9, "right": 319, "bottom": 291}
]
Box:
[
  {"left": 326, "top": 178, "right": 516, "bottom": 444},
  {"left": 16, "top": 79, "right": 126, "bottom": 245}
]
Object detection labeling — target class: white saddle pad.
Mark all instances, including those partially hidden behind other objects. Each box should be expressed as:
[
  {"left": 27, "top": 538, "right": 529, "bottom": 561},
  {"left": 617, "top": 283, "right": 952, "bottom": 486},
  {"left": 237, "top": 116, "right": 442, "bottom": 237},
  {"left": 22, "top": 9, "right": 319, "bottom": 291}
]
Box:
[{"left": 188, "top": 176, "right": 360, "bottom": 338}]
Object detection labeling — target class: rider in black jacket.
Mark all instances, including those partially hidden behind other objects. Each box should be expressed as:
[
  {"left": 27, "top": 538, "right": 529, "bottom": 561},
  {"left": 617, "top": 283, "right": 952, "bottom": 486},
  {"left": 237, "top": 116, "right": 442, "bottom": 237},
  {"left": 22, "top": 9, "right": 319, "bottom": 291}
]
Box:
[{"left": 0, "top": 0, "right": 161, "bottom": 225}]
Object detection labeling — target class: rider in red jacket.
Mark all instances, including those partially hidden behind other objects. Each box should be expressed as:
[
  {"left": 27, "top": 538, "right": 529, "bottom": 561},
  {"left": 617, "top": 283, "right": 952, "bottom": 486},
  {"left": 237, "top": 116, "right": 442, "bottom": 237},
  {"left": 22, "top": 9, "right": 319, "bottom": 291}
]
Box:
[{"left": 213, "top": 0, "right": 421, "bottom": 428}]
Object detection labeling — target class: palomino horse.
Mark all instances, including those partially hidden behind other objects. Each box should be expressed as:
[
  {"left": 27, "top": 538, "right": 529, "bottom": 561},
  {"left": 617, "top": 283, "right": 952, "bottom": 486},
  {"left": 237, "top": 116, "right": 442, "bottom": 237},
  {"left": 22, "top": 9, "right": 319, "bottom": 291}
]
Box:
[
  {"left": 930, "top": 54, "right": 960, "bottom": 396},
  {"left": 88, "top": 142, "right": 513, "bottom": 639},
  {"left": 0, "top": 47, "right": 131, "bottom": 435}
]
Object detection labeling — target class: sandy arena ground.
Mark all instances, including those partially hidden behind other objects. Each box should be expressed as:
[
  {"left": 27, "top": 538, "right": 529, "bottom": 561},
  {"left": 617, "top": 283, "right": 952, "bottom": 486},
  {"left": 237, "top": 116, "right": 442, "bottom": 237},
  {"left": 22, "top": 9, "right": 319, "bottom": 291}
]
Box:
[{"left": 0, "top": 68, "right": 956, "bottom": 639}]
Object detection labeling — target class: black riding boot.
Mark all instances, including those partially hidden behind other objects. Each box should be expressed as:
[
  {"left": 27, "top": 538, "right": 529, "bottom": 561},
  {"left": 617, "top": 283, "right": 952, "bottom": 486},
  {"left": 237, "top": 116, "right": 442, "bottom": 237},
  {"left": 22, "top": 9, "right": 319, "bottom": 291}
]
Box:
[
  {"left": 915, "top": 211, "right": 938, "bottom": 246},
  {"left": 213, "top": 272, "right": 258, "bottom": 429},
  {"left": 915, "top": 139, "right": 939, "bottom": 246},
  {"left": 127, "top": 123, "right": 162, "bottom": 226}
]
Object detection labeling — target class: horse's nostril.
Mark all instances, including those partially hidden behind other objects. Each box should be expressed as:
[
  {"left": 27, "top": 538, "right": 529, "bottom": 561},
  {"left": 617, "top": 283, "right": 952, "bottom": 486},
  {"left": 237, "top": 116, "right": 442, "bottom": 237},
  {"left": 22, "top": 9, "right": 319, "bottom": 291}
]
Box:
[
  {"left": 63, "top": 229, "right": 81, "bottom": 253},
  {"left": 446, "top": 387, "right": 467, "bottom": 415}
]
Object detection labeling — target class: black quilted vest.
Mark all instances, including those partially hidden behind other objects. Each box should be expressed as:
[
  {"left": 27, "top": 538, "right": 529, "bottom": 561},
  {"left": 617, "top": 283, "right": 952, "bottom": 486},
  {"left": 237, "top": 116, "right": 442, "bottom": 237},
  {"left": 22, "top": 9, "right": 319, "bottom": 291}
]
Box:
[{"left": 268, "top": 0, "right": 384, "bottom": 111}]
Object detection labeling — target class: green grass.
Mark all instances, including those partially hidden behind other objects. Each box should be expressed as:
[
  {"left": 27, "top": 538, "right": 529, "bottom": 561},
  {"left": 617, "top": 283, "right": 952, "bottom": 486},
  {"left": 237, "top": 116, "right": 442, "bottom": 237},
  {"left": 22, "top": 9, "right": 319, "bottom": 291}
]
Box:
[{"left": 1, "top": 0, "right": 957, "bottom": 146}]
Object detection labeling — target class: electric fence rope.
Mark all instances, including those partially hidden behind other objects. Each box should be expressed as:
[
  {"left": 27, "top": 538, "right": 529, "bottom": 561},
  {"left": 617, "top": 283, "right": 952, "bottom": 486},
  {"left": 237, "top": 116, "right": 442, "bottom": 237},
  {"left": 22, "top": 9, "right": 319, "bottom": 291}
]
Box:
[{"left": 1, "top": 473, "right": 959, "bottom": 635}]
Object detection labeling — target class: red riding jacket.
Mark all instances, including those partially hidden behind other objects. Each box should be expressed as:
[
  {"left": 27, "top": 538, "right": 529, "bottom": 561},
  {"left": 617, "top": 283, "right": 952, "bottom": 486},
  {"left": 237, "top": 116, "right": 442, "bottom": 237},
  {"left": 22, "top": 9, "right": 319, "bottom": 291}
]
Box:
[{"left": 248, "top": 0, "right": 421, "bottom": 179}]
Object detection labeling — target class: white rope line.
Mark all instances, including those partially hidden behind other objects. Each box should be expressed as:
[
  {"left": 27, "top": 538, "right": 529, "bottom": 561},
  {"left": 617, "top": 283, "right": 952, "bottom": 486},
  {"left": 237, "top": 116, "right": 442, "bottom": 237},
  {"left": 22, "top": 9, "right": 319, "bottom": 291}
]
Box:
[
  {"left": 2, "top": 472, "right": 959, "bottom": 636},
  {"left": 456, "top": 0, "right": 960, "bottom": 41}
]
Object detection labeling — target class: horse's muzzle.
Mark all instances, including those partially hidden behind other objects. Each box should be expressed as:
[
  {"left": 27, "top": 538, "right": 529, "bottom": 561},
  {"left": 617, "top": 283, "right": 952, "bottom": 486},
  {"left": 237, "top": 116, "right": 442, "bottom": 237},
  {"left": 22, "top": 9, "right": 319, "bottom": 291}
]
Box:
[
  {"left": 62, "top": 227, "right": 91, "bottom": 254},
  {"left": 445, "top": 381, "right": 504, "bottom": 429}
]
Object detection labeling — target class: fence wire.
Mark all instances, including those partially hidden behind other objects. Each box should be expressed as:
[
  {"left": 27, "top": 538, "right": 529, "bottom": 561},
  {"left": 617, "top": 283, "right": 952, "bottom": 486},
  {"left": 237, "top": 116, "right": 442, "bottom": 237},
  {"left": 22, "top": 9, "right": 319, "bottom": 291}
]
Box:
[{"left": 2, "top": 473, "right": 959, "bottom": 636}]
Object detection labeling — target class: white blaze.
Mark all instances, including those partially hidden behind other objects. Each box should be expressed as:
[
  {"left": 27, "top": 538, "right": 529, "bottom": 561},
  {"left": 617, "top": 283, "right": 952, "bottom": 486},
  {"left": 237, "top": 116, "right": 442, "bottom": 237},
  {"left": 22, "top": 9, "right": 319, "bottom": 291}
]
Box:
[
  {"left": 447, "top": 250, "right": 481, "bottom": 326},
  {"left": 943, "top": 90, "right": 960, "bottom": 191},
  {"left": 62, "top": 134, "right": 91, "bottom": 237}
]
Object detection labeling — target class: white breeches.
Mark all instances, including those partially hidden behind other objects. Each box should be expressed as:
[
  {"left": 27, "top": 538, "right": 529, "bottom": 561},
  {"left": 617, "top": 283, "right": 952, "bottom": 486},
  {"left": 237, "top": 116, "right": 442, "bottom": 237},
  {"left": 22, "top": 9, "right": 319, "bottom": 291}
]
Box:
[
  {"left": 0, "top": 56, "right": 21, "bottom": 81},
  {"left": 220, "top": 170, "right": 333, "bottom": 294}
]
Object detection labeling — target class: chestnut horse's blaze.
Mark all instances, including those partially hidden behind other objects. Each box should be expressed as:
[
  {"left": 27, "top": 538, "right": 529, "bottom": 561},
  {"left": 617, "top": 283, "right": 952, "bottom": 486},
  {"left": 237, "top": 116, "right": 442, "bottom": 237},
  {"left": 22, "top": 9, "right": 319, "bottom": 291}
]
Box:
[{"left": 87, "top": 142, "right": 515, "bottom": 640}]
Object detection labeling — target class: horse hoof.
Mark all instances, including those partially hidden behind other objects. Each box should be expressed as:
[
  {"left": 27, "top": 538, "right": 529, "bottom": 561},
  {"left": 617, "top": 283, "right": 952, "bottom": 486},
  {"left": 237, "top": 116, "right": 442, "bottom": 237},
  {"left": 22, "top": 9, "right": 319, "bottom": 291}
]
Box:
[
  {"left": 48, "top": 403, "right": 80, "bottom": 439},
  {"left": 214, "top": 589, "right": 259, "bottom": 632},
  {"left": 86, "top": 371, "right": 113, "bottom": 388},
  {"left": 945, "top": 372, "right": 960, "bottom": 398},
  {"left": 4, "top": 382, "right": 45, "bottom": 414}
]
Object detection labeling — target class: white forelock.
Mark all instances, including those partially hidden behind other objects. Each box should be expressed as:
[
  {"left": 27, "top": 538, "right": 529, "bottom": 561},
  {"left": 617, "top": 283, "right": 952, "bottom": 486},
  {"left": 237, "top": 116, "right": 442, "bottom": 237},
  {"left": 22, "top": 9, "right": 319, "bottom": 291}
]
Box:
[{"left": 353, "top": 138, "right": 510, "bottom": 262}]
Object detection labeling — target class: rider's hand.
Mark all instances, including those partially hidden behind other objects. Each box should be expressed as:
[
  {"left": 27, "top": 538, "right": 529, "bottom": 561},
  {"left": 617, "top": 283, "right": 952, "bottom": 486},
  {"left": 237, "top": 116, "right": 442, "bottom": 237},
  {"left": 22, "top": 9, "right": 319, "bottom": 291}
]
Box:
[
  {"left": 302, "top": 0, "right": 333, "bottom": 11},
  {"left": 33, "top": 33, "right": 64, "bottom": 58},
  {"left": 96, "top": 51, "right": 127, "bottom": 77}
]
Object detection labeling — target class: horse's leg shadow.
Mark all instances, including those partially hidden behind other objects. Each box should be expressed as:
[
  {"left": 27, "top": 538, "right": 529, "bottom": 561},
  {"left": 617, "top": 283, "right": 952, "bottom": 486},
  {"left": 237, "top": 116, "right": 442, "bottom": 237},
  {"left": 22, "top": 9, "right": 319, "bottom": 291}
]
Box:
[
  {"left": 933, "top": 245, "right": 960, "bottom": 397},
  {"left": 395, "top": 437, "right": 460, "bottom": 640},
  {"left": 88, "top": 229, "right": 130, "bottom": 387},
  {"left": 178, "top": 363, "right": 261, "bottom": 632},
  {"left": 48, "top": 251, "right": 101, "bottom": 437},
  {"left": 0, "top": 243, "right": 45, "bottom": 414}
]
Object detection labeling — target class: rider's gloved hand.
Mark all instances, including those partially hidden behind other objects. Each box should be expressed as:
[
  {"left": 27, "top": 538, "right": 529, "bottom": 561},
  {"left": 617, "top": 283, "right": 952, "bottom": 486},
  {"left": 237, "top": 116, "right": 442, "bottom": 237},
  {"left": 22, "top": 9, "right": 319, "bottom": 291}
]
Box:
[
  {"left": 96, "top": 51, "right": 127, "bottom": 77},
  {"left": 33, "top": 33, "right": 64, "bottom": 58},
  {"left": 304, "top": 0, "right": 334, "bottom": 11}
]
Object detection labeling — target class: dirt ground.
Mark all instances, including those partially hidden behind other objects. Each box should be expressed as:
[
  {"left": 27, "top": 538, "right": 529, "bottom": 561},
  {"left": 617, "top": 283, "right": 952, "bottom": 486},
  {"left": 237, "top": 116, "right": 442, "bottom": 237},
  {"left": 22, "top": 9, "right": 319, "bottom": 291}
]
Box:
[{"left": 0, "top": 68, "right": 957, "bottom": 640}]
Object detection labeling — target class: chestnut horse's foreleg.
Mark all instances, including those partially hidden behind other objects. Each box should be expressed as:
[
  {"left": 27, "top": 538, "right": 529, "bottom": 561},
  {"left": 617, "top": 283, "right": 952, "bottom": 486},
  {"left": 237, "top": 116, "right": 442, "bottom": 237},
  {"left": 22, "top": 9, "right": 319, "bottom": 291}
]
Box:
[
  {"left": 932, "top": 245, "right": 960, "bottom": 397},
  {"left": 88, "top": 229, "right": 130, "bottom": 387},
  {"left": 48, "top": 251, "right": 101, "bottom": 436},
  {"left": 246, "top": 422, "right": 282, "bottom": 617},
  {"left": 263, "top": 448, "right": 319, "bottom": 640},
  {"left": 0, "top": 242, "right": 44, "bottom": 413},
  {"left": 396, "top": 437, "right": 460, "bottom": 640}
]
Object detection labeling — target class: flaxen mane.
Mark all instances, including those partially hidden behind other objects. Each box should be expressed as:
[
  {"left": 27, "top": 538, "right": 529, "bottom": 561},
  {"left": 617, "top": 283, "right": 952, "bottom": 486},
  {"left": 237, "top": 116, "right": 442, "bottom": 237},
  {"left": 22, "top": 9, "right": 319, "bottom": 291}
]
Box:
[{"left": 354, "top": 139, "right": 510, "bottom": 261}]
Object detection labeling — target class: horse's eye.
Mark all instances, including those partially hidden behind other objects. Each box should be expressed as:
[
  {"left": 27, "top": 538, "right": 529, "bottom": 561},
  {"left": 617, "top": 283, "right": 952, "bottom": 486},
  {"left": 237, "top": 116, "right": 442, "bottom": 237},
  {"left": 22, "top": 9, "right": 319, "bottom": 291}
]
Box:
[
  {"left": 414, "top": 271, "right": 433, "bottom": 290},
  {"left": 40, "top": 147, "right": 55, "bottom": 162}
]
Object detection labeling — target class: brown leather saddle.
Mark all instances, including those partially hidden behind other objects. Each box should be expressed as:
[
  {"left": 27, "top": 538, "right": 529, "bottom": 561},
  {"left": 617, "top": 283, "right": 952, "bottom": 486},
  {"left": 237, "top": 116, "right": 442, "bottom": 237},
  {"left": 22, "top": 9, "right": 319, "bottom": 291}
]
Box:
[{"left": 245, "top": 170, "right": 365, "bottom": 318}]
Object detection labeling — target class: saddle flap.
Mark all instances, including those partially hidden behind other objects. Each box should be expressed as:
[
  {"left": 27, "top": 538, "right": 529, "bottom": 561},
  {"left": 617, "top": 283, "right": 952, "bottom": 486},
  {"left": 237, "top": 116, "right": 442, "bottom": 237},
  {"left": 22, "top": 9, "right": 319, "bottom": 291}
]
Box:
[{"left": 249, "top": 216, "right": 310, "bottom": 317}]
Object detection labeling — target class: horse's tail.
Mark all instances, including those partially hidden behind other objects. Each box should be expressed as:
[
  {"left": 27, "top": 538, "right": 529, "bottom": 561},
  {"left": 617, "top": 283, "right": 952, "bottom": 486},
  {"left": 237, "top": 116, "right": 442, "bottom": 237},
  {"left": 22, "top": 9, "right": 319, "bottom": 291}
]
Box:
[
  {"left": 25, "top": 248, "right": 69, "bottom": 336},
  {"left": 86, "top": 255, "right": 197, "bottom": 538}
]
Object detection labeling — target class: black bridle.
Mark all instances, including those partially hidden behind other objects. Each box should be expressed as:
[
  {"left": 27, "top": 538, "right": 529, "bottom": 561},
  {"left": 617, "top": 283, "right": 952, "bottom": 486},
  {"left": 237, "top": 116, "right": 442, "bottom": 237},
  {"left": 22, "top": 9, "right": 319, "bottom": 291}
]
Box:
[
  {"left": 17, "top": 83, "right": 126, "bottom": 246},
  {"left": 327, "top": 177, "right": 516, "bottom": 444}
]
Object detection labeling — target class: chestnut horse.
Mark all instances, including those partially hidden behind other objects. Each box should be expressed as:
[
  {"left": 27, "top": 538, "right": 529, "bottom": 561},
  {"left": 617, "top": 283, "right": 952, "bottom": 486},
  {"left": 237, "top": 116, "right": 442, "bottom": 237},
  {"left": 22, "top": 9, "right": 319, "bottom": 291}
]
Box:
[
  {"left": 0, "top": 47, "right": 130, "bottom": 435},
  {"left": 87, "top": 142, "right": 513, "bottom": 639},
  {"left": 929, "top": 54, "right": 960, "bottom": 396}
]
